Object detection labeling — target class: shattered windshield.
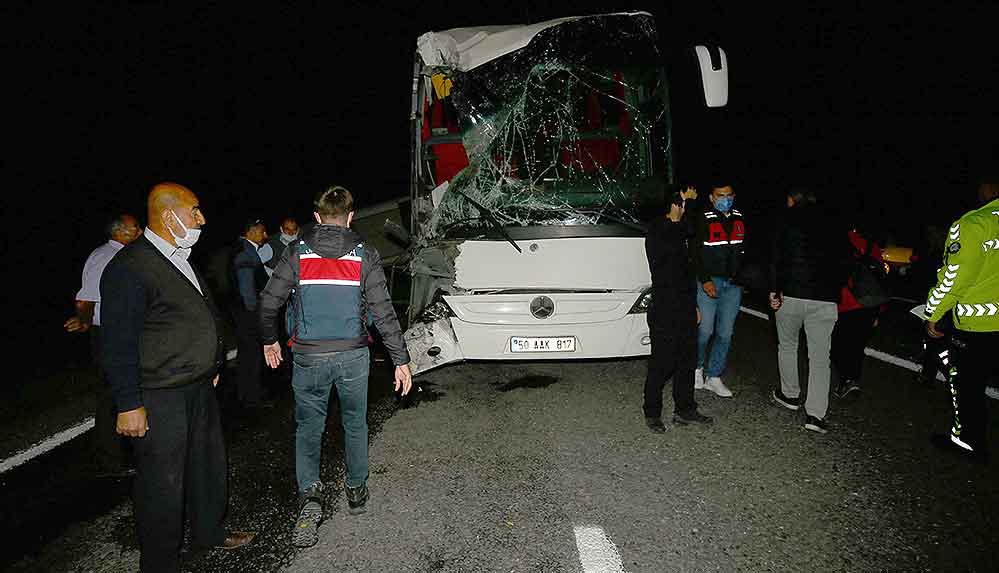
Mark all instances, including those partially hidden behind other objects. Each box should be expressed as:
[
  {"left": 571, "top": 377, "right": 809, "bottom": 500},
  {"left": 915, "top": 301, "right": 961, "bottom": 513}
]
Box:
[{"left": 420, "top": 14, "right": 671, "bottom": 240}]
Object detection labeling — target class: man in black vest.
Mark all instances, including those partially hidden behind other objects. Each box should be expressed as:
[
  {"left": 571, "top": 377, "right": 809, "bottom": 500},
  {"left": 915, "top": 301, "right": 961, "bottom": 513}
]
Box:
[
  {"left": 231, "top": 218, "right": 271, "bottom": 408},
  {"left": 100, "top": 182, "right": 254, "bottom": 572}
]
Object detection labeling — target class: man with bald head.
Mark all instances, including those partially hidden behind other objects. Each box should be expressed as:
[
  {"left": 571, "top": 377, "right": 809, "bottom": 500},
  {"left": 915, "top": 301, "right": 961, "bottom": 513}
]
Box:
[
  {"left": 65, "top": 213, "right": 141, "bottom": 478},
  {"left": 100, "top": 182, "right": 254, "bottom": 571}
]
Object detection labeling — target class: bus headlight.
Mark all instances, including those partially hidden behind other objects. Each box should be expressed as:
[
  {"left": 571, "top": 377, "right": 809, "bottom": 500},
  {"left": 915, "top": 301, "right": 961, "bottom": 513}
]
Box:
[{"left": 628, "top": 288, "right": 653, "bottom": 314}]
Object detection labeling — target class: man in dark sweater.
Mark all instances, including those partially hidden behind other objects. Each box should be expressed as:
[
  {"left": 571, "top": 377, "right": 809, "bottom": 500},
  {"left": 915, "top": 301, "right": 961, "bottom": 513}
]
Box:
[
  {"left": 100, "top": 182, "right": 254, "bottom": 572},
  {"left": 259, "top": 185, "right": 412, "bottom": 548},
  {"left": 643, "top": 184, "right": 713, "bottom": 434}
]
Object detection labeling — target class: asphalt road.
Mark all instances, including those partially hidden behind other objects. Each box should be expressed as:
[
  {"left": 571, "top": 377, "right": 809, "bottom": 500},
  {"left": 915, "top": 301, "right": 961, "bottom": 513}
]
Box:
[{"left": 4, "top": 311, "right": 998, "bottom": 572}]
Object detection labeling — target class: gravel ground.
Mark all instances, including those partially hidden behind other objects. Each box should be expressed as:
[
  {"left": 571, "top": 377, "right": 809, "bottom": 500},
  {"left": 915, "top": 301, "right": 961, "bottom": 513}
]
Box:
[
  {"left": 5, "top": 312, "right": 997, "bottom": 572},
  {"left": 287, "top": 313, "right": 998, "bottom": 572}
]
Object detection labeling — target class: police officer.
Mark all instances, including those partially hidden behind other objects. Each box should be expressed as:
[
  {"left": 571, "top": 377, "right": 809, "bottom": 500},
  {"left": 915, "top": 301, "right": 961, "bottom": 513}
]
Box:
[
  {"left": 643, "top": 184, "right": 713, "bottom": 433},
  {"left": 923, "top": 179, "right": 999, "bottom": 462},
  {"left": 259, "top": 185, "right": 412, "bottom": 547}
]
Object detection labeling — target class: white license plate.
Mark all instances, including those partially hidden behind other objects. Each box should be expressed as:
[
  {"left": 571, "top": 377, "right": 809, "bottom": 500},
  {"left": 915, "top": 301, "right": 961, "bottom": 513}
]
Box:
[{"left": 510, "top": 336, "right": 576, "bottom": 353}]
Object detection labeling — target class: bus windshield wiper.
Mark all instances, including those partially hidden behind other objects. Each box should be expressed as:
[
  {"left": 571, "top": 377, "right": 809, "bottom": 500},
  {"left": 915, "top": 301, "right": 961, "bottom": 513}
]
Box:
[{"left": 449, "top": 188, "right": 523, "bottom": 253}]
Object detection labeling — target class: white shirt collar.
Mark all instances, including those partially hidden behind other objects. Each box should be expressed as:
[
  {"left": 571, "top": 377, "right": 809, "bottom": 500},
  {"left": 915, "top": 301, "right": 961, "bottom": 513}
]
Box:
[
  {"left": 145, "top": 227, "right": 192, "bottom": 261},
  {"left": 108, "top": 239, "right": 125, "bottom": 250}
]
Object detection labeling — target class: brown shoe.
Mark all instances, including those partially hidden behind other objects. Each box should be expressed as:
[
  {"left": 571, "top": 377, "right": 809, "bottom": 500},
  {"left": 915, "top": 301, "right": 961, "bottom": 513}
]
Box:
[{"left": 217, "top": 531, "right": 256, "bottom": 550}]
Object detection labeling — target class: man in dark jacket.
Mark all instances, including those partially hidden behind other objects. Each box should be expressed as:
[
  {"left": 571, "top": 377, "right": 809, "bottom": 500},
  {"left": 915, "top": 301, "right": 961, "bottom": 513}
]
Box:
[
  {"left": 259, "top": 185, "right": 412, "bottom": 548},
  {"left": 100, "top": 182, "right": 254, "bottom": 572},
  {"left": 643, "top": 184, "right": 713, "bottom": 433},
  {"left": 768, "top": 188, "right": 850, "bottom": 434},
  {"left": 691, "top": 183, "right": 745, "bottom": 398},
  {"left": 230, "top": 218, "right": 270, "bottom": 408}
]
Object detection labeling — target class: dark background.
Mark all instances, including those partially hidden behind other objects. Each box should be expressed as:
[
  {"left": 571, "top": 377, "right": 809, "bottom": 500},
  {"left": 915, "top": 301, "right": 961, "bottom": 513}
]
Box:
[{"left": 5, "top": 1, "right": 997, "bottom": 380}]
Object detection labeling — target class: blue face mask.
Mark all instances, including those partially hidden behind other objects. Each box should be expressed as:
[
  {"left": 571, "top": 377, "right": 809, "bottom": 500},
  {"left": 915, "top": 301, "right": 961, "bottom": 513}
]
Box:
[{"left": 714, "top": 196, "right": 734, "bottom": 213}]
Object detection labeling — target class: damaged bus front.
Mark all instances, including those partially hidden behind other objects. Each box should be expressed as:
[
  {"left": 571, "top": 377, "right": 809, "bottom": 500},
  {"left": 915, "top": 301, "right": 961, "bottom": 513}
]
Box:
[{"left": 404, "top": 12, "right": 727, "bottom": 375}]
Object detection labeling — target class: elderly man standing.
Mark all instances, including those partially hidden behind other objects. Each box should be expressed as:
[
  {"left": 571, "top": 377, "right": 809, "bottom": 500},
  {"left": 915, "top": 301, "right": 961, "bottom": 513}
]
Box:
[
  {"left": 100, "top": 182, "right": 254, "bottom": 572},
  {"left": 65, "top": 213, "right": 141, "bottom": 478}
]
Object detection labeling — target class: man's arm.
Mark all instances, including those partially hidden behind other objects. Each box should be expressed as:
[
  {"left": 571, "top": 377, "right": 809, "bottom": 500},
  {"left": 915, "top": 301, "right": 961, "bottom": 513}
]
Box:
[
  {"left": 99, "top": 259, "right": 146, "bottom": 415},
  {"left": 924, "top": 216, "right": 986, "bottom": 325},
  {"left": 361, "top": 247, "right": 411, "bottom": 366},
  {"left": 233, "top": 249, "right": 259, "bottom": 311},
  {"left": 259, "top": 243, "right": 297, "bottom": 345},
  {"left": 64, "top": 300, "right": 95, "bottom": 333}
]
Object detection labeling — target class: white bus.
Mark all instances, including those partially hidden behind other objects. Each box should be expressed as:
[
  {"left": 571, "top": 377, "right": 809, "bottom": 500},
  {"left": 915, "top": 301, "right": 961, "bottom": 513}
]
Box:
[{"left": 400, "top": 12, "right": 728, "bottom": 374}]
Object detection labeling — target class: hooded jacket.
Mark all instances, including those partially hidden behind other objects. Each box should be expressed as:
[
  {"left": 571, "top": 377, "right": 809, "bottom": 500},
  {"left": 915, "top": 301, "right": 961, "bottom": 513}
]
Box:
[
  {"left": 258, "top": 224, "right": 410, "bottom": 365},
  {"left": 769, "top": 204, "right": 851, "bottom": 303}
]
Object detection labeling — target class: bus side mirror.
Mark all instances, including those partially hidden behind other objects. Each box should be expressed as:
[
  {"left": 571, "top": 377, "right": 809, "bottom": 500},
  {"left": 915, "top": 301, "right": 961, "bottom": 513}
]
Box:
[{"left": 694, "top": 45, "right": 729, "bottom": 108}]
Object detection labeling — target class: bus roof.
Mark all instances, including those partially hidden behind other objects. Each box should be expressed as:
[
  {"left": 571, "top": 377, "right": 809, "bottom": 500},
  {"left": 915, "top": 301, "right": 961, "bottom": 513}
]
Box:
[{"left": 416, "top": 11, "right": 651, "bottom": 72}]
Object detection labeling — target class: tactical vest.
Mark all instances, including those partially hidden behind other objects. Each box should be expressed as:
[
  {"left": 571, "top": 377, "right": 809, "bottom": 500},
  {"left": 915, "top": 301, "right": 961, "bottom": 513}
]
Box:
[{"left": 288, "top": 241, "right": 366, "bottom": 342}]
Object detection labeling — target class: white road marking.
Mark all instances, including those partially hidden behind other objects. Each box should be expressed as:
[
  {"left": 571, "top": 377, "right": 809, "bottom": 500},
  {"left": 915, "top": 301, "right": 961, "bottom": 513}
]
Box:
[
  {"left": 1, "top": 417, "right": 95, "bottom": 474},
  {"left": 574, "top": 525, "right": 626, "bottom": 573},
  {"left": 1, "top": 350, "right": 240, "bottom": 473},
  {"left": 738, "top": 306, "right": 770, "bottom": 321}
]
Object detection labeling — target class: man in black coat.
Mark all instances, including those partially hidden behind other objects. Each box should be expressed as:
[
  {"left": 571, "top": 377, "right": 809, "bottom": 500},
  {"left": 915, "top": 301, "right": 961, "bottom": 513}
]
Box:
[
  {"left": 643, "top": 184, "right": 713, "bottom": 433},
  {"left": 100, "top": 182, "right": 254, "bottom": 572}
]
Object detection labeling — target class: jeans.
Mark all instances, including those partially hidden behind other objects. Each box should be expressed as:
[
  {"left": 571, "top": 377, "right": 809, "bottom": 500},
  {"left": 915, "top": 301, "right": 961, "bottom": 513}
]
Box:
[
  {"left": 292, "top": 347, "right": 370, "bottom": 493},
  {"left": 696, "top": 277, "right": 743, "bottom": 377},
  {"left": 775, "top": 296, "right": 838, "bottom": 419}
]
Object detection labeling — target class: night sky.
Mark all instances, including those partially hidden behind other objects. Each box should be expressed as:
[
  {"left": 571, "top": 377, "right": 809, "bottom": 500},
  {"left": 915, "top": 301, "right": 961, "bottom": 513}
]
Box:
[{"left": 7, "top": 1, "right": 997, "bottom": 369}]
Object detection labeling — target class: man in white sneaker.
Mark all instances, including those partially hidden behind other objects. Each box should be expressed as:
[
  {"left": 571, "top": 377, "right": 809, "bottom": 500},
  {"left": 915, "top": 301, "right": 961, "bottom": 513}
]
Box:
[{"left": 691, "top": 183, "right": 745, "bottom": 398}]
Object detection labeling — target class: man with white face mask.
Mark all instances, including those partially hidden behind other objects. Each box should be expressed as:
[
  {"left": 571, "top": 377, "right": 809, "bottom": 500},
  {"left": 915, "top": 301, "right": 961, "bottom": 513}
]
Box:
[
  {"left": 691, "top": 183, "right": 746, "bottom": 398},
  {"left": 100, "top": 182, "right": 255, "bottom": 571},
  {"left": 263, "top": 217, "right": 300, "bottom": 276}
]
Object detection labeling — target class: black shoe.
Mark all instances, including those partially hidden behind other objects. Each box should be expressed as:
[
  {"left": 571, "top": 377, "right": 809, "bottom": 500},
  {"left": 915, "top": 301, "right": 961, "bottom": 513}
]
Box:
[
  {"left": 644, "top": 417, "right": 667, "bottom": 434},
  {"left": 346, "top": 483, "right": 369, "bottom": 515},
  {"left": 771, "top": 388, "right": 801, "bottom": 411},
  {"left": 930, "top": 433, "right": 989, "bottom": 464},
  {"left": 836, "top": 379, "right": 860, "bottom": 399},
  {"left": 803, "top": 415, "right": 828, "bottom": 434},
  {"left": 292, "top": 482, "right": 323, "bottom": 548},
  {"left": 672, "top": 411, "right": 714, "bottom": 425}
]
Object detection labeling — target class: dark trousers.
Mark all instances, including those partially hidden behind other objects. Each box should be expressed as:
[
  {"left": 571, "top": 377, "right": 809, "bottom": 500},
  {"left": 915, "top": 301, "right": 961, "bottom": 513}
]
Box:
[
  {"left": 830, "top": 307, "right": 879, "bottom": 382},
  {"left": 947, "top": 330, "right": 998, "bottom": 452},
  {"left": 644, "top": 324, "right": 697, "bottom": 419},
  {"left": 90, "top": 327, "right": 132, "bottom": 469},
  {"left": 232, "top": 306, "right": 265, "bottom": 405},
  {"left": 131, "top": 380, "right": 227, "bottom": 573}
]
